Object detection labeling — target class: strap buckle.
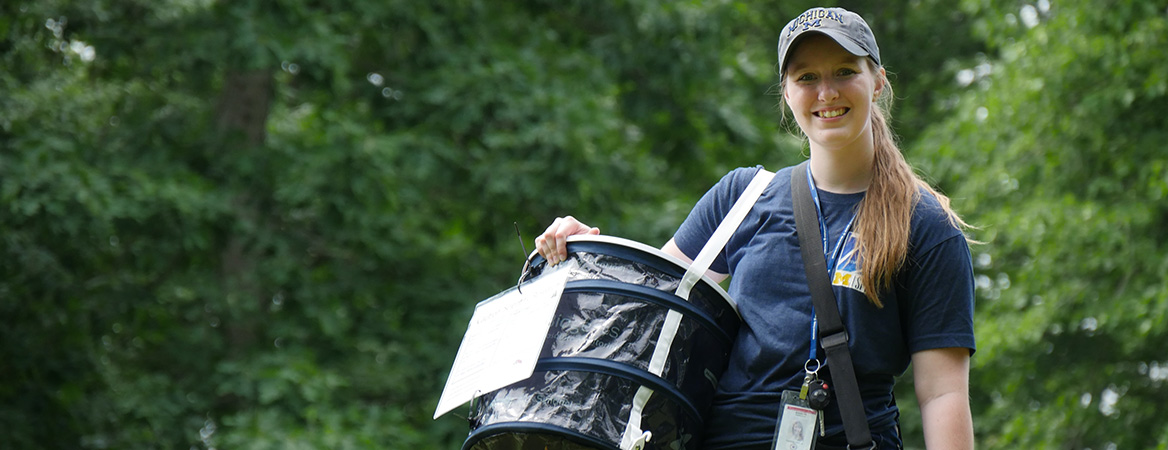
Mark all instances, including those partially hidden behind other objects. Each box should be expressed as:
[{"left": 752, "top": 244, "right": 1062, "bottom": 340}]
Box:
[{"left": 821, "top": 329, "right": 850, "bottom": 349}]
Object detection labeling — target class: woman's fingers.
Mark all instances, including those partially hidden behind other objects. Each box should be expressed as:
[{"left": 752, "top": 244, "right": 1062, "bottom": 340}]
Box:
[
  {"left": 545, "top": 216, "right": 578, "bottom": 265},
  {"left": 534, "top": 218, "right": 562, "bottom": 264},
  {"left": 534, "top": 216, "right": 599, "bottom": 265}
]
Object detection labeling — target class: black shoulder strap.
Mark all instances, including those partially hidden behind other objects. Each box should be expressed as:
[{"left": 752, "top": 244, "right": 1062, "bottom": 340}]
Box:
[{"left": 790, "top": 161, "right": 874, "bottom": 449}]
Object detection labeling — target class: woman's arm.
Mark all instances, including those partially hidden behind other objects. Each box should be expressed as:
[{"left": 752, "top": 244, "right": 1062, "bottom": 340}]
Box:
[
  {"left": 661, "top": 238, "right": 728, "bottom": 284},
  {"left": 912, "top": 347, "right": 974, "bottom": 450}
]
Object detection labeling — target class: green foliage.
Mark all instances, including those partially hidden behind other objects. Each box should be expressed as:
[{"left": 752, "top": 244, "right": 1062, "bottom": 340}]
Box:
[
  {"left": 913, "top": 0, "right": 1168, "bottom": 448},
  {"left": 3, "top": 0, "right": 1165, "bottom": 449}
]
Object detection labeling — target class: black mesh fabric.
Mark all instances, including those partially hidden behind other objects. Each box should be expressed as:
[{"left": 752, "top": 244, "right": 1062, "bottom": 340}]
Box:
[{"left": 464, "top": 237, "right": 739, "bottom": 450}]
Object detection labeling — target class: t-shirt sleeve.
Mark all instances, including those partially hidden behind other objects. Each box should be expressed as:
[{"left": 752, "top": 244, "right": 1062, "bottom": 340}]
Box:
[
  {"left": 672, "top": 167, "right": 759, "bottom": 275},
  {"left": 898, "top": 233, "right": 977, "bottom": 355}
]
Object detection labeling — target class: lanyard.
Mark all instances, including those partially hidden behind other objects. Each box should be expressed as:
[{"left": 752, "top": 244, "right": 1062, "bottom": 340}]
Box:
[{"left": 805, "top": 166, "right": 857, "bottom": 362}]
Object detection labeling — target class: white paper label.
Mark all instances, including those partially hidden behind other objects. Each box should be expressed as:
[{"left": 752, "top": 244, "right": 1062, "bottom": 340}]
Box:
[{"left": 433, "top": 264, "right": 570, "bottom": 419}]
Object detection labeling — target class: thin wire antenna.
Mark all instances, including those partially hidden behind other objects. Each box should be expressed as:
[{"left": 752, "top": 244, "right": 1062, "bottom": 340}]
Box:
[
  {"left": 514, "top": 222, "right": 529, "bottom": 259},
  {"left": 514, "top": 222, "right": 531, "bottom": 294}
]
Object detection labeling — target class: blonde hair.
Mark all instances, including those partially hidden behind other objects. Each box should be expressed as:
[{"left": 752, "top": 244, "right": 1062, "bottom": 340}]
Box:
[{"left": 782, "top": 61, "right": 971, "bottom": 307}]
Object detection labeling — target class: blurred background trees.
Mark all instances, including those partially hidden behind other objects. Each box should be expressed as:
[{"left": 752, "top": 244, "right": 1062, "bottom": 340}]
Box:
[{"left": 1, "top": 0, "right": 1164, "bottom": 449}]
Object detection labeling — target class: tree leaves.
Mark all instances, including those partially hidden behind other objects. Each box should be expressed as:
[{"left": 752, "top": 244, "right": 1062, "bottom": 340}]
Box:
[
  {"left": 912, "top": 1, "right": 1168, "bottom": 448},
  {"left": 3, "top": 0, "right": 1166, "bottom": 449}
]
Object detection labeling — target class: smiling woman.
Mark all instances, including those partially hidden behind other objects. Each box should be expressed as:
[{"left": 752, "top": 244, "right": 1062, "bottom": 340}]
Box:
[{"left": 536, "top": 6, "right": 976, "bottom": 450}]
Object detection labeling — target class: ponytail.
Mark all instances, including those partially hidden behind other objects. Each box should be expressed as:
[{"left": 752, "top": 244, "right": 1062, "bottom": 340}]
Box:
[{"left": 855, "top": 65, "right": 971, "bottom": 307}]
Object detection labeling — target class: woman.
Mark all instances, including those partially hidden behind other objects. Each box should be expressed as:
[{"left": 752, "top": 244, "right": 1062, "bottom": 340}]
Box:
[{"left": 536, "top": 7, "right": 974, "bottom": 450}]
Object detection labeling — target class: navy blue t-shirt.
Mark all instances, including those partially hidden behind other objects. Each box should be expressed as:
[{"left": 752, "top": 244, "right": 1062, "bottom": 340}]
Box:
[{"left": 673, "top": 165, "right": 975, "bottom": 449}]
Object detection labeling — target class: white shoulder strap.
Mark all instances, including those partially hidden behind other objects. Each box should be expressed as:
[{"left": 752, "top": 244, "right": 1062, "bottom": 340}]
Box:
[
  {"left": 674, "top": 168, "right": 775, "bottom": 300},
  {"left": 620, "top": 168, "right": 775, "bottom": 450}
]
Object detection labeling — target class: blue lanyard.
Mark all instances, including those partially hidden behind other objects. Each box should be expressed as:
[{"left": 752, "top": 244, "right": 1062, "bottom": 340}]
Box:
[{"left": 806, "top": 166, "right": 857, "bottom": 362}]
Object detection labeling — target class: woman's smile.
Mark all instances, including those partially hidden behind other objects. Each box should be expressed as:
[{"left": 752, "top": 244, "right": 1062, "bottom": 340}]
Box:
[{"left": 816, "top": 107, "right": 850, "bottom": 119}]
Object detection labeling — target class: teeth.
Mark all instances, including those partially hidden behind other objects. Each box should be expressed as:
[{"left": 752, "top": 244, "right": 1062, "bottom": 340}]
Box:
[{"left": 819, "top": 108, "right": 847, "bottom": 118}]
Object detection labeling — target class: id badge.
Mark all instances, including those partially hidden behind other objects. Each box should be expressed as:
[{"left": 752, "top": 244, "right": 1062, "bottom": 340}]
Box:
[{"left": 772, "top": 390, "right": 818, "bottom": 450}]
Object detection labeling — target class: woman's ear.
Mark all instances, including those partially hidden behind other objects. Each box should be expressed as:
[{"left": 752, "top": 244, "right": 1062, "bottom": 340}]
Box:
[{"left": 874, "top": 67, "right": 887, "bottom": 98}]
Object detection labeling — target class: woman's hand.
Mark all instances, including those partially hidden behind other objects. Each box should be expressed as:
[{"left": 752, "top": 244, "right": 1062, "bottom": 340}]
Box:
[{"left": 534, "top": 216, "right": 600, "bottom": 265}]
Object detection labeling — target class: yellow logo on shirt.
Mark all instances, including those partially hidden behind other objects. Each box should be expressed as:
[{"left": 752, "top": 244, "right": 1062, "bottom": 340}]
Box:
[{"left": 832, "top": 233, "right": 866, "bottom": 294}]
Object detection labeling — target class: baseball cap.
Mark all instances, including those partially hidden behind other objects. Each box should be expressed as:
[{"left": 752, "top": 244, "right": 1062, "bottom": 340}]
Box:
[{"left": 777, "top": 7, "right": 881, "bottom": 78}]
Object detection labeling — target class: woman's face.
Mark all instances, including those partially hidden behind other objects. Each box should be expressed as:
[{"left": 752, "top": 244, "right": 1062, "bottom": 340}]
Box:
[{"left": 783, "top": 34, "right": 884, "bottom": 154}]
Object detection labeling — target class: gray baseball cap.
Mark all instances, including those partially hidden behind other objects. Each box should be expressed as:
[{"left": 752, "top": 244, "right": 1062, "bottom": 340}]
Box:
[{"left": 777, "top": 7, "right": 881, "bottom": 78}]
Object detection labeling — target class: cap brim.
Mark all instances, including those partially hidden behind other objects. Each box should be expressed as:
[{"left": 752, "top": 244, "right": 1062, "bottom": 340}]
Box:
[
  {"left": 780, "top": 30, "right": 872, "bottom": 76},
  {"left": 818, "top": 29, "right": 870, "bottom": 58}
]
